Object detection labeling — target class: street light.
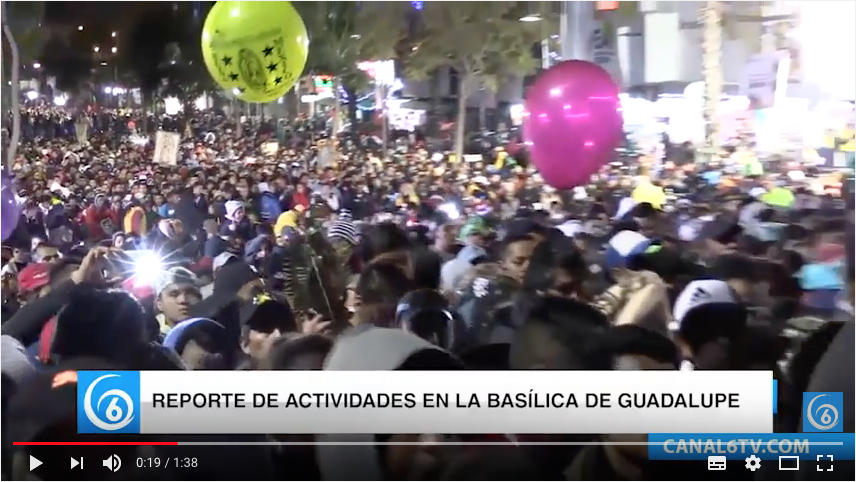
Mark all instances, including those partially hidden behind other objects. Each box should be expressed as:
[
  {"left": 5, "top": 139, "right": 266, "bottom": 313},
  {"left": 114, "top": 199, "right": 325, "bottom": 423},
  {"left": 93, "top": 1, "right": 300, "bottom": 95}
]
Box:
[
  {"left": 111, "top": 46, "right": 118, "bottom": 54},
  {"left": 78, "top": 25, "right": 84, "bottom": 31},
  {"left": 111, "top": 31, "right": 117, "bottom": 38},
  {"left": 519, "top": 14, "right": 541, "bottom": 22},
  {"left": 93, "top": 46, "right": 100, "bottom": 53},
  {"left": 32, "top": 62, "right": 41, "bottom": 69}
]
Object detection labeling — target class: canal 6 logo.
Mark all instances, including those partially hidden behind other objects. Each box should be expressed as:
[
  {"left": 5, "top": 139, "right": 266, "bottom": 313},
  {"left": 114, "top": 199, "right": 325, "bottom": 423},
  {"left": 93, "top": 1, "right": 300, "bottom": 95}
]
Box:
[
  {"left": 77, "top": 371, "right": 141, "bottom": 434},
  {"left": 802, "top": 392, "right": 843, "bottom": 433}
]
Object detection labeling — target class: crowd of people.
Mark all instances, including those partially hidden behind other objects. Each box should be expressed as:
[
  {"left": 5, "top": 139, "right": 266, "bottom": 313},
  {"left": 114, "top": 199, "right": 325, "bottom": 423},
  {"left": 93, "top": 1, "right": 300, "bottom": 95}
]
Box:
[{"left": 1, "top": 104, "right": 853, "bottom": 480}]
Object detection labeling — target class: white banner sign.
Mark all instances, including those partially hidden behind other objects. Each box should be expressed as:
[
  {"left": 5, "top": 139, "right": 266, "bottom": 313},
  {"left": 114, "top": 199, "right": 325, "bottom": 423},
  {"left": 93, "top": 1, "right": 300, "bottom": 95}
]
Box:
[
  {"left": 740, "top": 53, "right": 787, "bottom": 110},
  {"left": 590, "top": 20, "right": 622, "bottom": 87},
  {"left": 152, "top": 131, "right": 181, "bottom": 166},
  {"left": 76, "top": 370, "right": 775, "bottom": 435}
]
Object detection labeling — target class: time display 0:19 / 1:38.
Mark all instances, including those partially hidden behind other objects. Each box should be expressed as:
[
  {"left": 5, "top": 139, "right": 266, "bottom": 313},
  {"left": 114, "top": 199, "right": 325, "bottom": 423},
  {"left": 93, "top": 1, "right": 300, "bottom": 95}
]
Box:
[{"left": 136, "top": 457, "right": 198, "bottom": 469}]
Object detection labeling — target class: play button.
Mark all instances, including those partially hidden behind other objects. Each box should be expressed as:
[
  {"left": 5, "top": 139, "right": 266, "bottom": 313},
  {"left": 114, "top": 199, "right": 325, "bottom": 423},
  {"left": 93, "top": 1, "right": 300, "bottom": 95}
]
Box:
[
  {"left": 71, "top": 457, "right": 80, "bottom": 469},
  {"left": 29, "top": 455, "right": 42, "bottom": 471}
]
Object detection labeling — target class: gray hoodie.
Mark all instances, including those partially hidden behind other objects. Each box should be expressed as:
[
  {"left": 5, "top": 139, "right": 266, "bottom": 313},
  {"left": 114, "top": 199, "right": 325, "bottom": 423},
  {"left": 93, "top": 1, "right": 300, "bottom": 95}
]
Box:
[
  {"left": 440, "top": 245, "right": 487, "bottom": 292},
  {"left": 315, "top": 326, "right": 462, "bottom": 480}
]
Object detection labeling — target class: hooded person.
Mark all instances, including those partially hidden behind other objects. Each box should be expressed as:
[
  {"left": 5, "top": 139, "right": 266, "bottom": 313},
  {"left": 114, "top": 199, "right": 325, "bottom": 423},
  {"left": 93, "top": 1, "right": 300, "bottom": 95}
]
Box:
[
  {"left": 440, "top": 220, "right": 488, "bottom": 293},
  {"left": 315, "top": 326, "right": 463, "bottom": 481},
  {"left": 220, "top": 200, "right": 253, "bottom": 242}
]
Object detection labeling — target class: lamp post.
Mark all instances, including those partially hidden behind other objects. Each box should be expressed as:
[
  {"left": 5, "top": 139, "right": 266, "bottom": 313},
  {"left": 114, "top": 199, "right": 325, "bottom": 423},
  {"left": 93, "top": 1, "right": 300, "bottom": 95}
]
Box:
[{"left": 701, "top": 1, "right": 722, "bottom": 163}]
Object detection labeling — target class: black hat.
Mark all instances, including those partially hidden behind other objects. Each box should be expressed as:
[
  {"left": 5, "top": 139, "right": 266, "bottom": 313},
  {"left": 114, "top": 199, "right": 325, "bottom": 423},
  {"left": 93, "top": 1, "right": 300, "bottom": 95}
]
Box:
[
  {"left": 455, "top": 271, "right": 520, "bottom": 348},
  {"left": 240, "top": 296, "right": 297, "bottom": 334},
  {"left": 395, "top": 289, "right": 459, "bottom": 350}
]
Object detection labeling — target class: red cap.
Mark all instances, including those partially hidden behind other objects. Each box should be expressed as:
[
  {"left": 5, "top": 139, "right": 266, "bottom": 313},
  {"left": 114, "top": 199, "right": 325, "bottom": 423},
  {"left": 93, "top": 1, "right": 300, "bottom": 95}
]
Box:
[{"left": 17, "top": 263, "right": 52, "bottom": 293}]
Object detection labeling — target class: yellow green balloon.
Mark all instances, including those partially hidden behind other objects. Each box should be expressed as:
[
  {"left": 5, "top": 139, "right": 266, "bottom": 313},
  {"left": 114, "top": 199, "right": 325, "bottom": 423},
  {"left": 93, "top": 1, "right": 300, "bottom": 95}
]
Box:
[{"left": 201, "top": 1, "right": 308, "bottom": 103}]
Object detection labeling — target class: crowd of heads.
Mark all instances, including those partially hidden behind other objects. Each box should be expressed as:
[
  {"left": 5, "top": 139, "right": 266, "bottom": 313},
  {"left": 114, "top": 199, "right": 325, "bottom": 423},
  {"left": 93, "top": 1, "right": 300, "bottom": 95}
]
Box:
[{"left": 1, "top": 104, "right": 853, "bottom": 480}]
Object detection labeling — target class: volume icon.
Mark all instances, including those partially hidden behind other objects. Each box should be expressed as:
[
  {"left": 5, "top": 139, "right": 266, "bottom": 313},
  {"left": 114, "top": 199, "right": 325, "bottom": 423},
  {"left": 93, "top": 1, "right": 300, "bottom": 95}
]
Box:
[{"left": 102, "top": 454, "right": 121, "bottom": 472}]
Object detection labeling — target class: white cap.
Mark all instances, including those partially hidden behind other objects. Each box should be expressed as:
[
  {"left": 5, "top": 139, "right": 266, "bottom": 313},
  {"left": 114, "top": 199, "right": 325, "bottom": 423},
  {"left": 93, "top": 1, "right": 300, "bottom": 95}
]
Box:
[
  {"left": 749, "top": 187, "right": 767, "bottom": 198},
  {"left": 213, "top": 252, "right": 238, "bottom": 271},
  {"left": 556, "top": 220, "right": 582, "bottom": 238},
  {"left": 672, "top": 279, "right": 738, "bottom": 326}
]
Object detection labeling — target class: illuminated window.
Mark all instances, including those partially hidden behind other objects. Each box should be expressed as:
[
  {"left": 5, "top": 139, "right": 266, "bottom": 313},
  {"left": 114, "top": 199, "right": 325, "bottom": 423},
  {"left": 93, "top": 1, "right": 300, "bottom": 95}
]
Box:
[{"left": 596, "top": 1, "right": 618, "bottom": 11}]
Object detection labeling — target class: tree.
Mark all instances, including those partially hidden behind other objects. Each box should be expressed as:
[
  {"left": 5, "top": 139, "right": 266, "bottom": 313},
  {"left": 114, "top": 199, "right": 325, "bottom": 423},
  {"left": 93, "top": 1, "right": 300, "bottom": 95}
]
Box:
[
  {"left": 297, "top": 1, "right": 407, "bottom": 135},
  {"left": 119, "top": 8, "right": 179, "bottom": 130},
  {"left": 159, "top": 3, "right": 217, "bottom": 114},
  {"left": 40, "top": 36, "right": 94, "bottom": 94},
  {"left": 2, "top": 1, "right": 45, "bottom": 168},
  {"left": 405, "top": 2, "right": 541, "bottom": 162}
]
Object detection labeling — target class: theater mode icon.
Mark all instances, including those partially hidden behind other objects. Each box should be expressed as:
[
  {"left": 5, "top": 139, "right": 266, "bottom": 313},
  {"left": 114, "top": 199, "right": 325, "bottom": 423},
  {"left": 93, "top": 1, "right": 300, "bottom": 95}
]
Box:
[{"left": 707, "top": 455, "right": 726, "bottom": 471}]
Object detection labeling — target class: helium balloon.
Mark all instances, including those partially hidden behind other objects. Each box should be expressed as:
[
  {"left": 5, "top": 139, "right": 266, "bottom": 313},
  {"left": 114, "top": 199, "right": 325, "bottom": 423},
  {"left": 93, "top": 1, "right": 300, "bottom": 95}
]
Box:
[
  {"left": 522, "top": 60, "right": 622, "bottom": 189},
  {"left": 201, "top": 1, "right": 309, "bottom": 103},
  {"left": 1, "top": 173, "right": 20, "bottom": 242}
]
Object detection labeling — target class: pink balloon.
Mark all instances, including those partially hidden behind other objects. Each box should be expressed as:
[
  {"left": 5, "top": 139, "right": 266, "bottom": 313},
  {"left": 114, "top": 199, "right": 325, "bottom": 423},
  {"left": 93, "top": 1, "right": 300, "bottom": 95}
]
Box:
[{"left": 522, "top": 61, "right": 623, "bottom": 189}]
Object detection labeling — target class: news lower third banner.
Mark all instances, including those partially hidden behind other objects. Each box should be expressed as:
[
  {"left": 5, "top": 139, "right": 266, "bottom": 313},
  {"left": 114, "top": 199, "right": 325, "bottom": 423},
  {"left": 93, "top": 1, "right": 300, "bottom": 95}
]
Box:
[
  {"left": 75, "top": 370, "right": 775, "bottom": 435},
  {"left": 648, "top": 433, "right": 855, "bottom": 461}
]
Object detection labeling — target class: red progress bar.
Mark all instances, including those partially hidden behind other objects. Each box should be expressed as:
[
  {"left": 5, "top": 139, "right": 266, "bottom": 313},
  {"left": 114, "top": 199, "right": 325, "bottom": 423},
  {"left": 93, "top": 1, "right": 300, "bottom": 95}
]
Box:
[{"left": 14, "top": 442, "right": 179, "bottom": 446}]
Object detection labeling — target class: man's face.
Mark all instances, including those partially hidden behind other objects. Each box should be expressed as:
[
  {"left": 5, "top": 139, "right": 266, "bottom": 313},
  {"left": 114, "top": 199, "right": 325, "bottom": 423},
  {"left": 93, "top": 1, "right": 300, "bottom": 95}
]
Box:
[
  {"left": 34, "top": 246, "right": 60, "bottom": 264},
  {"left": 156, "top": 283, "right": 201, "bottom": 323},
  {"left": 501, "top": 239, "right": 537, "bottom": 283}
]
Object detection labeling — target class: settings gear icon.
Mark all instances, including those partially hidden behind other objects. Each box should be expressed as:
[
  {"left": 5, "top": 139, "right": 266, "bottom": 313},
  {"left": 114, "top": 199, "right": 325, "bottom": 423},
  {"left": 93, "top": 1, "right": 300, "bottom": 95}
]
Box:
[{"left": 745, "top": 454, "right": 762, "bottom": 471}]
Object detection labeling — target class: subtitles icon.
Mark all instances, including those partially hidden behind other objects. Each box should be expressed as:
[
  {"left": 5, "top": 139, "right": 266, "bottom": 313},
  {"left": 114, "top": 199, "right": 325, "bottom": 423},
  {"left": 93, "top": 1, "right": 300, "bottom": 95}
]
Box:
[
  {"left": 779, "top": 455, "right": 799, "bottom": 471},
  {"left": 707, "top": 456, "right": 727, "bottom": 471}
]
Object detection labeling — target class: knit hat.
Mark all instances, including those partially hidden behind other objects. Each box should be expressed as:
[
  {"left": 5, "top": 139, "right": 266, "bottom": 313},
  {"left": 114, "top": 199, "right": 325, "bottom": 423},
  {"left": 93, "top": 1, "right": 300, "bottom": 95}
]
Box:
[
  {"left": 328, "top": 219, "right": 359, "bottom": 245},
  {"left": 225, "top": 200, "right": 244, "bottom": 221}
]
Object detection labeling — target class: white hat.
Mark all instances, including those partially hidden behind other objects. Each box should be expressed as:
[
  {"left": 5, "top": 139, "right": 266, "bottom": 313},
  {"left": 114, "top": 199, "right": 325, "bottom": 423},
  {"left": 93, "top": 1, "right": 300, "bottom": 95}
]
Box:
[
  {"left": 556, "top": 220, "right": 582, "bottom": 238},
  {"left": 213, "top": 252, "right": 238, "bottom": 271},
  {"left": 672, "top": 279, "right": 738, "bottom": 327},
  {"left": 749, "top": 187, "right": 767, "bottom": 198}
]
